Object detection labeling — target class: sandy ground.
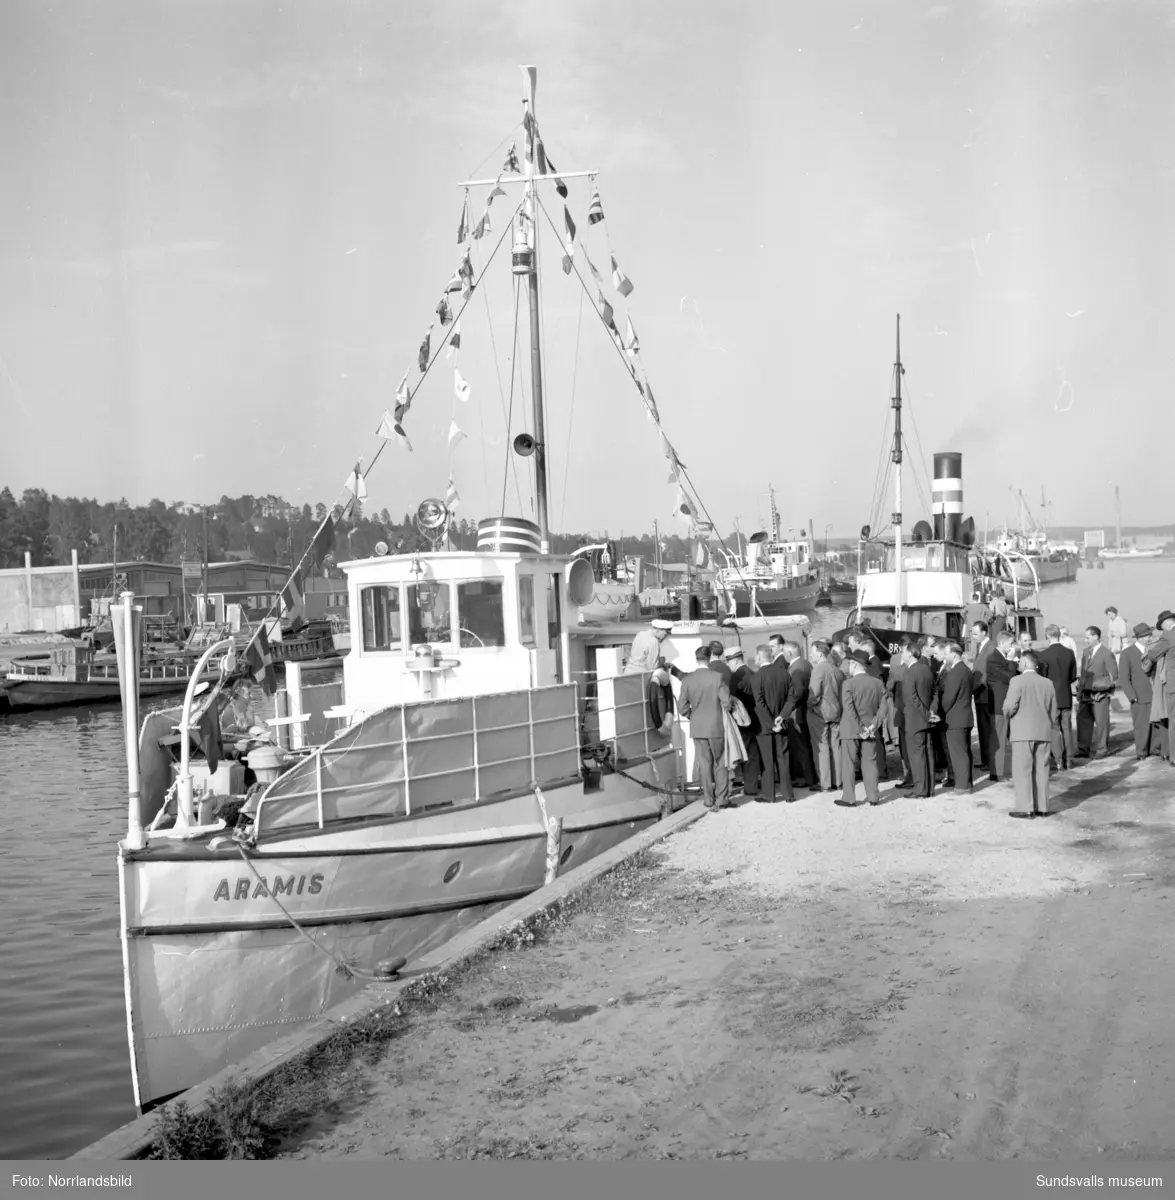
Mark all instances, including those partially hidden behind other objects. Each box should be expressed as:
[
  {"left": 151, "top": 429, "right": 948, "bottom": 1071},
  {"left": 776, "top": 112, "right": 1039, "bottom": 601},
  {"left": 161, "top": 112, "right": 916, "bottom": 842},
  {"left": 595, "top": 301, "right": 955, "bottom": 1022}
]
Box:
[{"left": 279, "top": 716, "right": 1175, "bottom": 1160}]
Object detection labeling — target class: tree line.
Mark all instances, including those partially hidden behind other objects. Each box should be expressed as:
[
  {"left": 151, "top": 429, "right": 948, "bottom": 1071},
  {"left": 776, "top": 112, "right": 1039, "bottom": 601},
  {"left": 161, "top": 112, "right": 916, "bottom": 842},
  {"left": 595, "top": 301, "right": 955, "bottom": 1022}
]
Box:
[{"left": 0, "top": 486, "right": 761, "bottom": 574}]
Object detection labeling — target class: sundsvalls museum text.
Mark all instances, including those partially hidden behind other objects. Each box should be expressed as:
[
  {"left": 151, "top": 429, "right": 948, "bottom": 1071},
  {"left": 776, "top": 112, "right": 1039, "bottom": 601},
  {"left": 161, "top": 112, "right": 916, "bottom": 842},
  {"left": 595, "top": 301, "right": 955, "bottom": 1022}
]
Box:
[{"left": 1037, "top": 1177, "right": 1164, "bottom": 1189}]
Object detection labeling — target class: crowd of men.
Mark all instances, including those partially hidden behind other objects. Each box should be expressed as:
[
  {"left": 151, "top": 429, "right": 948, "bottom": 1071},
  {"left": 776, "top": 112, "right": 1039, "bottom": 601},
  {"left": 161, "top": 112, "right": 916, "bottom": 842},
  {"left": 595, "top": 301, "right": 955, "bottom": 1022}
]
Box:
[{"left": 630, "top": 605, "right": 1175, "bottom": 819}]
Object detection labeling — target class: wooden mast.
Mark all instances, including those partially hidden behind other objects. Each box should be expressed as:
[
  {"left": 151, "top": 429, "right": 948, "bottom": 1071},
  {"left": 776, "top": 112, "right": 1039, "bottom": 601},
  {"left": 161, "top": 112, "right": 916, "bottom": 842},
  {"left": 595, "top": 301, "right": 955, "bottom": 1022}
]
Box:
[{"left": 892, "top": 314, "right": 904, "bottom": 629}]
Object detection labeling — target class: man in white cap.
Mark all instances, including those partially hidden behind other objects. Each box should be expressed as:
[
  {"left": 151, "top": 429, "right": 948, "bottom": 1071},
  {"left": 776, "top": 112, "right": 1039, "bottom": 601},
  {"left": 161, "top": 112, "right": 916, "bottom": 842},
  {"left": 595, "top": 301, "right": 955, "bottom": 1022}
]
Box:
[{"left": 624, "top": 618, "right": 674, "bottom": 675}]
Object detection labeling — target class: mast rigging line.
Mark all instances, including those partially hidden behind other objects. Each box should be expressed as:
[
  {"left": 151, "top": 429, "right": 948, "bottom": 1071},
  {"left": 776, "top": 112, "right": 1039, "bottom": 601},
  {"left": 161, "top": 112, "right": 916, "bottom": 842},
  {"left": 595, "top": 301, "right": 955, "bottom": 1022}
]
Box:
[
  {"left": 208, "top": 199, "right": 527, "bottom": 721},
  {"left": 358, "top": 198, "right": 524, "bottom": 493},
  {"left": 867, "top": 402, "right": 893, "bottom": 537},
  {"left": 559, "top": 286, "right": 586, "bottom": 531},
  {"left": 531, "top": 191, "right": 758, "bottom": 598},
  {"left": 896, "top": 377, "right": 935, "bottom": 523}
]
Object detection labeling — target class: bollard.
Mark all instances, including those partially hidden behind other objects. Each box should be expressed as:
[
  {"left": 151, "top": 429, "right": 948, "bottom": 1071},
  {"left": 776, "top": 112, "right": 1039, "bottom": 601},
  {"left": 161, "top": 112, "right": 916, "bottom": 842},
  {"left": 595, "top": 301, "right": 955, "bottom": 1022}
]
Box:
[
  {"left": 659, "top": 793, "right": 673, "bottom": 821},
  {"left": 544, "top": 816, "right": 564, "bottom": 884}
]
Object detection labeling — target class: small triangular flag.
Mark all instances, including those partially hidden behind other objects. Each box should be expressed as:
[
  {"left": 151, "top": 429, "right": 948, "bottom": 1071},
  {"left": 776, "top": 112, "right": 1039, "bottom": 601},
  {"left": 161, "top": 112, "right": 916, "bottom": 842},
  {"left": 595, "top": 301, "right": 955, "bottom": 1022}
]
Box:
[
  {"left": 377, "top": 410, "right": 413, "bottom": 451},
  {"left": 544, "top": 151, "right": 569, "bottom": 199},
  {"left": 457, "top": 191, "right": 470, "bottom": 244},
  {"left": 448, "top": 419, "right": 467, "bottom": 451},
  {"left": 436, "top": 295, "right": 453, "bottom": 326},
  {"left": 625, "top": 315, "right": 640, "bottom": 357},
  {"left": 611, "top": 255, "right": 634, "bottom": 298},
  {"left": 644, "top": 380, "right": 660, "bottom": 424},
  {"left": 447, "top": 321, "right": 462, "bottom": 358},
  {"left": 598, "top": 290, "right": 615, "bottom": 331},
  {"left": 503, "top": 144, "right": 520, "bottom": 174},
  {"left": 454, "top": 368, "right": 471, "bottom": 403},
  {"left": 345, "top": 462, "right": 368, "bottom": 501},
  {"left": 588, "top": 183, "right": 605, "bottom": 225},
  {"left": 446, "top": 476, "right": 460, "bottom": 511},
  {"left": 488, "top": 178, "right": 507, "bottom": 204},
  {"left": 418, "top": 329, "right": 431, "bottom": 373}
]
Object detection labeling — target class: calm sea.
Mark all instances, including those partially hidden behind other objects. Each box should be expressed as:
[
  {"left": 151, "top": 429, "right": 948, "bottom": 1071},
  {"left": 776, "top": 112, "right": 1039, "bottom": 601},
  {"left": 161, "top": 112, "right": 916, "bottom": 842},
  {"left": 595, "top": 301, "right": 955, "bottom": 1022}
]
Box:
[{"left": 0, "top": 557, "right": 1171, "bottom": 1158}]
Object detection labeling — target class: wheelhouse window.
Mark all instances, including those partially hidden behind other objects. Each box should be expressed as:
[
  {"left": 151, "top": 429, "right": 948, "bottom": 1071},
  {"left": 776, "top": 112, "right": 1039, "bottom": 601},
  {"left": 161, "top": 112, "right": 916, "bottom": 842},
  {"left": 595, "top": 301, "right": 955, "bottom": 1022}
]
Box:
[
  {"left": 518, "top": 575, "right": 536, "bottom": 646},
  {"left": 407, "top": 581, "right": 454, "bottom": 646},
  {"left": 456, "top": 580, "right": 505, "bottom": 648},
  {"left": 361, "top": 585, "right": 402, "bottom": 651}
]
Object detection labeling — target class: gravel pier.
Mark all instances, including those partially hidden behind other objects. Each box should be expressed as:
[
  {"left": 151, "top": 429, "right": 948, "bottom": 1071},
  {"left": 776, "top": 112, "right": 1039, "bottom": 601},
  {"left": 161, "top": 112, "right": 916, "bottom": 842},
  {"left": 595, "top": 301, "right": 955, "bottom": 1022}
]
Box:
[{"left": 271, "top": 711, "right": 1175, "bottom": 1161}]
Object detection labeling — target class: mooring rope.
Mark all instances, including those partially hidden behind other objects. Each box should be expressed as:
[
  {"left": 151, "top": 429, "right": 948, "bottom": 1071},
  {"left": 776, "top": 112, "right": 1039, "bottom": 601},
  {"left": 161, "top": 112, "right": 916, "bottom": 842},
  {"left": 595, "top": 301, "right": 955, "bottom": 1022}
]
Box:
[{"left": 235, "top": 845, "right": 393, "bottom": 984}]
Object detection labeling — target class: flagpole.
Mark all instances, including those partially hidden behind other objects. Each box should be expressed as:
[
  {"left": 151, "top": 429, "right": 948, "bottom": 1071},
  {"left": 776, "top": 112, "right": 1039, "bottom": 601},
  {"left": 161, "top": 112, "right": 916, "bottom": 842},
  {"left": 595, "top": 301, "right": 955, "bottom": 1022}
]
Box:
[{"left": 520, "top": 65, "right": 551, "bottom": 555}]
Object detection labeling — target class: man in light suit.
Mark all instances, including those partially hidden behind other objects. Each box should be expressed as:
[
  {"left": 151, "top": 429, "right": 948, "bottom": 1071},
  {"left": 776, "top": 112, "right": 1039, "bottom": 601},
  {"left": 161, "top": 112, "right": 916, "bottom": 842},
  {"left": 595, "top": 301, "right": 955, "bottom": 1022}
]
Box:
[
  {"left": 677, "top": 644, "right": 735, "bottom": 809},
  {"left": 1003, "top": 649, "right": 1059, "bottom": 818},
  {"left": 939, "top": 641, "right": 975, "bottom": 793},
  {"left": 1119, "top": 622, "right": 1158, "bottom": 760},
  {"left": 835, "top": 649, "right": 886, "bottom": 807},
  {"left": 1076, "top": 624, "right": 1118, "bottom": 760},
  {"left": 970, "top": 620, "right": 995, "bottom": 774},
  {"left": 901, "top": 639, "right": 937, "bottom": 798},
  {"left": 807, "top": 640, "right": 843, "bottom": 792}
]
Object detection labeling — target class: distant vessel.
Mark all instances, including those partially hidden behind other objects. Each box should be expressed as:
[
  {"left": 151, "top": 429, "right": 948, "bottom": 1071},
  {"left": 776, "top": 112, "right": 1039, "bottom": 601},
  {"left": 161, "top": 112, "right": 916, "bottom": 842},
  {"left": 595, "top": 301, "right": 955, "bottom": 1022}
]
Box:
[
  {"left": 714, "top": 488, "right": 821, "bottom": 617},
  {"left": 853, "top": 315, "right": 1045, "bottom": 654},
  {"left": 1100, "top": 485, "right": 1162, "bottom": 560},
  {"left": 987, "top": 487, "right": 1079, "bottom": 587}
]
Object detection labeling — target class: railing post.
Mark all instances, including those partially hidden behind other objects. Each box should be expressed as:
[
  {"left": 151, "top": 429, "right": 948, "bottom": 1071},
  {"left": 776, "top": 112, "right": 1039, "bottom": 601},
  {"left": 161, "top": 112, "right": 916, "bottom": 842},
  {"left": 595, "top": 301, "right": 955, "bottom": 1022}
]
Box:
[
  {"left": 527, "top": 687, "right": 536, "bottom": 787},
  {"left": 471, "top": 695, "right": 480, "bottom": 802},
  {"left": 315, "top": 750, "right": 324, "bottom": 829},
  {"left": 401, "top": 709, "right": 412, "bottom": 816}
]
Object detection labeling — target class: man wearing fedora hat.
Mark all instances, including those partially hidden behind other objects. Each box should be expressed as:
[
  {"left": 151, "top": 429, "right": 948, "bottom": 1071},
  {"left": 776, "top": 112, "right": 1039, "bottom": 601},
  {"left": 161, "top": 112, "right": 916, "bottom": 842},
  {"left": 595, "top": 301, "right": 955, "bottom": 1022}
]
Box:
[
  {"left": 1119, "top": 622, "right": 1160, "bottom": 760},
  {"left": 1142, "top": 610, "right": 1175, "bottom": 762},
  {"left": 836, "top": 649, "right": 885, "bottom": 807}
]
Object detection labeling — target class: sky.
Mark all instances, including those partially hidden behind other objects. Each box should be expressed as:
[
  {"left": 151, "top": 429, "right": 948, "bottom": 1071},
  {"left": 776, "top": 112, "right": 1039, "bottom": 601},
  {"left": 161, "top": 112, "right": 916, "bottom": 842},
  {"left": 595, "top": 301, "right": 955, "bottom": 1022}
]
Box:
[{"left": 0, "top": 0, "right": 1172, "bottom": 541}]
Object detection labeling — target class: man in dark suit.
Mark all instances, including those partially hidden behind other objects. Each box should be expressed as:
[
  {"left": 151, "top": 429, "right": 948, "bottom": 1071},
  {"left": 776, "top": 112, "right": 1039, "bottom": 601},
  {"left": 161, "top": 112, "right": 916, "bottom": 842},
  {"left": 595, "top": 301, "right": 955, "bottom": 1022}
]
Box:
[
  {"left": 1037, "top": 624, "right": 1077, "bottom": 770},
  {"left": 901, "top": 639, "right": 937, "bottom": 797},
  {"left": 782, "top": 642, "right": 817, "bottom": 789},
  {"left": 849, "top": 630, "right": 889, "bottom": 781},
  {"left": 1119, "top": 622, "right": 1157, "bottom": 760},
  {"left": 677, "top": 645, "right": 735, "bottom": 809},
  {"left": 725, "top": 645, "right": 762, "bottom": 795},
  {"left": 939, "top": 641, "right": 974, "bottom": 792},
  {"left": 1076, "top": 624, "right": 1118, "bottom": 759},
  {"left": 835, "top": 649, "right": 886, "bottom": 807},
  {"left": 750, "top": 644, "right": 794, "bottom": 802},
  {"left": 970, "top": 620, "right": 995, "bottom": 773},
  {"left": 985, "top": 630, "right": 1016, "bottom": 781},
  {"left": 707, "top": 640, "right": 733, "bottom": 688},
  {"left": 926, "top": 638, "right": 951, "bottom": 784},
  {"left": 886, "top": 651, "right": 913, "bottom": 788}
]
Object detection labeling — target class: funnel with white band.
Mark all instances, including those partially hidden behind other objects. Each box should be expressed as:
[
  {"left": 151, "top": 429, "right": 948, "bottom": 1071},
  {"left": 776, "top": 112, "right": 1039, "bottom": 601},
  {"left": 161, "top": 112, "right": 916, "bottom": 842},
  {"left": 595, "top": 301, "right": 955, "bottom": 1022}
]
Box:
[{"left": 932, "top": 452, "right": 963, "bottom": 543}]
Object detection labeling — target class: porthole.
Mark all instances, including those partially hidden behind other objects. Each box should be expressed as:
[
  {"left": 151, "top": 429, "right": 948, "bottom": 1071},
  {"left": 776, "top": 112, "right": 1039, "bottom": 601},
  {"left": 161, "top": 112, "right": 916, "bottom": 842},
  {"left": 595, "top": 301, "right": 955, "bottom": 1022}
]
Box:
[
  {"left": 560, "top": 844, "right": 574, "bottom": 866},
  {"left": 443, "top": 861, "right": 462, "bottom": 884}
]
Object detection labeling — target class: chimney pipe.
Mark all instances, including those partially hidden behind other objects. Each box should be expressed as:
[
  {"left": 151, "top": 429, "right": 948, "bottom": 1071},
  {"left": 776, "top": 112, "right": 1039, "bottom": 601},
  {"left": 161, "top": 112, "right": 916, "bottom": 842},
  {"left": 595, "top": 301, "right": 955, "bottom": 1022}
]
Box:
[{"left": 932, "top": 452, "right": 963, "bottom": 543}]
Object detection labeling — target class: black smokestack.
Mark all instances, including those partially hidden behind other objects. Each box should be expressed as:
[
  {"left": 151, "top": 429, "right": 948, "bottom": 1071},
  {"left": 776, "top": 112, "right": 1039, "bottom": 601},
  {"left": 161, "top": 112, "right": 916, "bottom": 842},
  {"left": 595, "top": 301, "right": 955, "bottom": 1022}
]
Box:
[{"left": 932, "top": 452, "right": 963, "bottom": 543}]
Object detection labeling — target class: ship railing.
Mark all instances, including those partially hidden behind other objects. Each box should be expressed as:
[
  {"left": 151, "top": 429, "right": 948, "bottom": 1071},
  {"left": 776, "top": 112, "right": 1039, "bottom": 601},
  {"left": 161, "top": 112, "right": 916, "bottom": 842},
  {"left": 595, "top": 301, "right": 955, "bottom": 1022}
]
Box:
[
  {"left": 250, "top": 682, "right": 584, "bottom": 837},
  {"left": 595, "top": 670, "right": 673, "bottom": 766}
]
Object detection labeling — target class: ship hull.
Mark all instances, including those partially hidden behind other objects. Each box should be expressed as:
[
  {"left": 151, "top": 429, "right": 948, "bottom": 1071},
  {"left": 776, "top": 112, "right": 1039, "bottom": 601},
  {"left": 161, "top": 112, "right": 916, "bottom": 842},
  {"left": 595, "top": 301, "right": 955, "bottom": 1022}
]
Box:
[
  {"left": 1099, "top": 548, "right": 1163, "bottom": 560},
  {"left": 4, "top": 672, "right": 218, "bottom": 711},
  {"left": 1006, "top": 557, "right": 1079, "bottom": 587},
  {"left": 727, "top": 580, "right": 821, "bottom": 617},
  {"left": 120, "top": 763, "right": 667, "bottom": 1110}
]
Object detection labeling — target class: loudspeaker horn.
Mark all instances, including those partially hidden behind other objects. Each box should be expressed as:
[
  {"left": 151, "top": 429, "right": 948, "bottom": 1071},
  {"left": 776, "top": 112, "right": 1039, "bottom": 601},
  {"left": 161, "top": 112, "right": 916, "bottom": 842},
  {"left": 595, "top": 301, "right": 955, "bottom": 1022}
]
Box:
[{"left": 513, "top": 432, "right": 537, "bottom": 457}]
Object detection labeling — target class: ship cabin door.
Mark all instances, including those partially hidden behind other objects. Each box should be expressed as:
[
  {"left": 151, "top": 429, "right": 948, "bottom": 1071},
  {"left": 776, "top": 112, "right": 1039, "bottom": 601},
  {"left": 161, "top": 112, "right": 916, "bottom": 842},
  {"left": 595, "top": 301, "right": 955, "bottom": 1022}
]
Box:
[{"left": 543, "top": 569, "right": 563, "bottom": 685}]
